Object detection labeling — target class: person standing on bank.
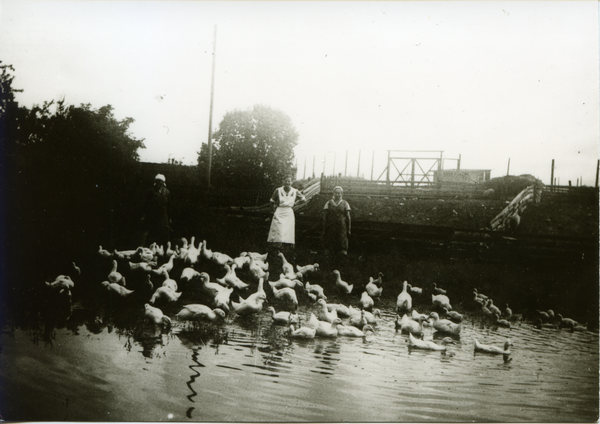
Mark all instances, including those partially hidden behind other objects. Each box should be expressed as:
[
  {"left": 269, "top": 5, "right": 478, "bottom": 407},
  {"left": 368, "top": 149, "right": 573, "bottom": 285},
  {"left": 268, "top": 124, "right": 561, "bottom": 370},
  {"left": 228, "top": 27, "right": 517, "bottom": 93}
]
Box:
[
  {"left": 140, "top": 174, "right": 172, "bottom": 248},
  {"left": 267, "top": 175, "right": 307, "bottom": 271},
  {"left": 322, "top": 186, "right": 351, "bottom": 256}
]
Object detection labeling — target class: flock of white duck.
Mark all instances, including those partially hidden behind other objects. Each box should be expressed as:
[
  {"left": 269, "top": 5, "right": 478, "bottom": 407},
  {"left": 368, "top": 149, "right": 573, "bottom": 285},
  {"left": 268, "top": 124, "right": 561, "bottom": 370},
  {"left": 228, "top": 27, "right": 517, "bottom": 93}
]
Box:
[{"left": 44, "top": 236, "right": 587, "bottom": 358}]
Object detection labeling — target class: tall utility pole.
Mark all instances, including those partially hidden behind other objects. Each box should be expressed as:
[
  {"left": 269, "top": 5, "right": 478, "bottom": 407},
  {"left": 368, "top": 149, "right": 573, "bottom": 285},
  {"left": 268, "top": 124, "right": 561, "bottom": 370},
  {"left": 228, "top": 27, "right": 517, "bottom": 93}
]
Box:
[{"left": 206, "top": 25, "right": 217, "bottom": 186}]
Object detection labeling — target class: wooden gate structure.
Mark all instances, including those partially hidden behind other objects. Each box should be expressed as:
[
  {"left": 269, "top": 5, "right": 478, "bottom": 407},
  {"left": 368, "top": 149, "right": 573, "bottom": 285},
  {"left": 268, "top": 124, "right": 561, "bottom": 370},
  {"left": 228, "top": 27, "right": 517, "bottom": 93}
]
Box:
[{"left": 376, "top": 150, "right": 460, "bottom": 187}]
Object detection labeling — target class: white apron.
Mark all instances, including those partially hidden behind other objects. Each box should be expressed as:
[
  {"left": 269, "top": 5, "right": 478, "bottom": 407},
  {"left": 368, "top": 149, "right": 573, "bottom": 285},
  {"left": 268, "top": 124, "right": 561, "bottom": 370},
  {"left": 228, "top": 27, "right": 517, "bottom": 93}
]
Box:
[{"left": 267, "top": 187, "right": 298, "bottom": 244}]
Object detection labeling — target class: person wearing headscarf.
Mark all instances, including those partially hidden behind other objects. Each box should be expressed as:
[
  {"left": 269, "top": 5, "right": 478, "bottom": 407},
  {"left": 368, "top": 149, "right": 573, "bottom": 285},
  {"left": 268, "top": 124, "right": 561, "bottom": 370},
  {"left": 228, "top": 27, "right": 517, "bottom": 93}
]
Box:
[
  {"left": 139, "top": 174, "right": 172, "bottom": 247},
  {"left": 322, "top": 186, "right": 351, "bottom": 255}
]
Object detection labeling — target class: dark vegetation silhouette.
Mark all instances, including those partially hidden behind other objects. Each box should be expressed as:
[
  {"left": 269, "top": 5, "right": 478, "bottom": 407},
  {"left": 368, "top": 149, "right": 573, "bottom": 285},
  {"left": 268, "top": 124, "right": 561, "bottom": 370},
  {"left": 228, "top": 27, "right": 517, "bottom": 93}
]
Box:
[
  {"left": 198, "top": 104, "right": 298, "bottom": 188},
  {"left": 1, "top": 63, "right": 145, "bottom": 317}
]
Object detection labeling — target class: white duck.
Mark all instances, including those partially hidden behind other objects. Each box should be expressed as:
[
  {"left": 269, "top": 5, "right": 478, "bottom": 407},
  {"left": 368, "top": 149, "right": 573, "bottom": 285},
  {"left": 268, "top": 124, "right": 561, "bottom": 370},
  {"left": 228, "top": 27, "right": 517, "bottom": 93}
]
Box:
[
  {"left": 98, "top": 245, "right": 113, "bottom": 258},
  {"left": 102, "top": 281, "right": 134, "bottom": 298},
  {"left": 153, "top": 253, "right": 175, "bottom": 276},
  {"left": 144, "top": 303, "right": 171, "bottom": 327},
  {"left": 408, "top": 284, "right": 423, "bottom": 294},
  {"left": 231, "top": 293, "right": 267, "bottom": 316},
  {"left": 337, "top": 324, "right": 375, "bottom": 337},
  {"left": 107, "top": 260, "right": 126, "bottom": 286},
  {"left": 333, "top": 270, "right": 353, "bottom": 294},
  {"left": 267, "top": 306, "right": 299, "bottom": 325},
  {"left": 443, "top": 307, "right": 463, "bottom": 323},
  {"left": 211, "top": 249, "right": 234, "bottom": 268},
  {"left": 213, "top": 286, "right": 234, "bottom": 312},
  {"left": 180, "top": 267, "right": 201, "bottom": 284},
  {"left": 176, "top": 304, "right": 226, "bottom": 322},
  {"left": 411, "top": 309, "right": 429, "bottom": 322},
  {"left": 396, "top": 281, "right": 412, "bottom": 313},
  {"left": 270, "top": 275, "right": 303, "bottom": 290},
  {"left": 316, "top": 318, "right": 344, "bottom": 338},
  {"left": 46, "top": 274, "right": 75, "bottom": 292},
  {"left": 128, "top": 261, "right": 154, "bottom": 273},
  {"left": 200, "top": 239, "right": 213, "bottom": 261},
  {"left": 432, "top": 293, "right": 452, "bottom": 311},
  {"left": 270, "top": 285, "right": 298, "bottom": 309},
  {"left": 289, "top": 324, "right": 316, "bottom": 339},
  {"left": 348, "top": 309, "right": 368, "bottom": 328},
  {"left": 183, "top": 237, "right": 200, "bottom": 265},
  {"left": 360, "top": 291, "right": 375, "bottom": 311},
  {"left": 149, "top": 286, "right": 182, "bottom": 305},
  {"left": 408, "top": 333, "right": 455, "bottom": 351},
  {"left": 160, "top": 270, "right": 178, "bottom": 292},
  {"left": 557, "top": 314, "right": 578, "bottom": 329},
  {"left": 493, "top": 313, "right": 511, "bottom": 328},
  {"left": 247, "top": 256, "right": 267, "bottom": 282},
  {"left": 216, "top": 264, "right": 250, "bottom": 290},
  {"left": 296, "top": 263, "right": 319, "bottom": 276},
  {"left": 396, "top": 314, "right": 427, "bottom": 336},
  {"left": 148, "top": 242, "right": 164, "bottom": 258},
  {"left": 327, "top": 303, "right": 350, "bottom": 318},
  {"left": 474, "top": 339, "right": 512, "bottom": 355},
  {"left": 165, "top": 241, "right": 176, "bottom": 257},
  {"left": 365, "top": 277, "right": 383, "bottom": 299},
  {"left": 233, "top": 255, "right": 251, "bottom": 269},
  {"left": 198, "top": 272, "right": 227, "bottom": 298},
  {"left": 305, "top": 312, "right": 321, "bottom": 330},
  {"left": 316, "top": 298, "right": 338, "bottom": 323},
  {"left": 305, "top": 281, "right": 327, "bottom": 300},
  {"left": 348, "top": 306, "right": 380, "bottom": 326},
  {"left": 487, "top": 299, "right": 502, "bottom": 317},
  {"left": 432, "top": 282, "right": 446, "bottom": 295},
  {"left": 241, "top": 251, "right": 269, "bottom": 262},
  {"left": 278, "top": 252, "right": 296, "bottom": 278},
  {"left": 429, "top": 312, "right": 461, "bottom": 336}
]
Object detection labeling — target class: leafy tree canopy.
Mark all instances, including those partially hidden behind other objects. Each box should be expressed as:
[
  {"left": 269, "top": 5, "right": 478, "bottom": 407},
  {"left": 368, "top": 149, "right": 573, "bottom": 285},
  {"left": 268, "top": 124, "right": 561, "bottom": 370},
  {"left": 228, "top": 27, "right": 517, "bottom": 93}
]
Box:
[{"left": 199, "top": 104, "right": 298, "bottom": 188}]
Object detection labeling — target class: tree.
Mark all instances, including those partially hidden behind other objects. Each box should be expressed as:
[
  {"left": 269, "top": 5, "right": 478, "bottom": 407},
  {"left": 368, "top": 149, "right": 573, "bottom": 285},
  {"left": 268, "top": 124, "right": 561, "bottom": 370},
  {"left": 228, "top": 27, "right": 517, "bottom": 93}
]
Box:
[{"left": 199, "top": 104, "right": 298, "bottom": 188}]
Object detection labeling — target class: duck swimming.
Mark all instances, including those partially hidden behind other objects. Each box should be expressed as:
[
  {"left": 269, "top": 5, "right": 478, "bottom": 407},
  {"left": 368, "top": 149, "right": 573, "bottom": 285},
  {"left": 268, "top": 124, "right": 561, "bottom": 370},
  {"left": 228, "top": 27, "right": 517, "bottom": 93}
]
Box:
[
  {"left": 315, "top": 318, "right": 344, "bottom": 338},
  {"left": 337, "top": 324, "right": 375, "bottom": 338},
  {"left": 231, "top": 293, "right": 267, "bottom": 316},
  {"left": 429, "top": 312, "right": 461, "bottom": 336},
  {"left": 327, "top": 303, "right": 350, "bottom": 317},
  {"left": 443, "top": 307, "right": 463, "bottom": 323},
  {"left": 408, "top": 333, "right": 455, "bottom": 351},
  {"left": 493, "top": 313, "right": 511, "bottom": 328},
  {"left": 474, "top": 339, "right": 512, "bottom": 355},
  {"left": 396, "top": 314, "right": 427, "bottom": 336},
  {"left": 396, "top": 281, "right": 412, "bottom": 313},
  {"left": 316, "top": 298, "right": 338, "bottom": 323},
  {"left": 175, "top": 304, "right": 226, "bottom": 322},
  {"left": 289, "top": 324, "right": 316, "bottom": 339},
  {"left": 267, "top": 306, "right": 299, "bottom": 325}
]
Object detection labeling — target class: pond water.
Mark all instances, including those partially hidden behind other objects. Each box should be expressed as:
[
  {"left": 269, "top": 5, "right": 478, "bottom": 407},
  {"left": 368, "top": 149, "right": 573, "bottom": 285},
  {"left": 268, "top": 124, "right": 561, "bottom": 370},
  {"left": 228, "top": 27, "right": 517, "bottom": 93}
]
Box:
[{"left": 1, "top": 301, "right": 597, "bottom": 422}]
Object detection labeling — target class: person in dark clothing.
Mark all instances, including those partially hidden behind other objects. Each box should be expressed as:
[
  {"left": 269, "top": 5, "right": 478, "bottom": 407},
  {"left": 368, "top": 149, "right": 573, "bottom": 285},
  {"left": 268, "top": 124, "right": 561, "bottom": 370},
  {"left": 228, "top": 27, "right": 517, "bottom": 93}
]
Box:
[
  {"left": 322, "top": 186, "right": 351, "bottom": 255},
  {"left": 139, "top": 174, "right": 172, "bottom": 247}
]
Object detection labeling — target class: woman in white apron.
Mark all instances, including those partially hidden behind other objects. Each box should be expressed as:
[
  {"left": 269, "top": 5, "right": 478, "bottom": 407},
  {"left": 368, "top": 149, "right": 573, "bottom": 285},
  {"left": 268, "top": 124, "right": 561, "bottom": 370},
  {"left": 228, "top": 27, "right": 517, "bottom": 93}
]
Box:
[{"left": 267, "top": 175, "right": 306, "bottom": 273}]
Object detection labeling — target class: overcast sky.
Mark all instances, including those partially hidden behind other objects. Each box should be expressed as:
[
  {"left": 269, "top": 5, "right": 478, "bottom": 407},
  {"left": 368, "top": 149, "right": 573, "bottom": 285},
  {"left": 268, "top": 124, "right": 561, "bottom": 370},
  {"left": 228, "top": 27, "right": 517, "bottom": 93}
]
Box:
[{"left": 1, "top": 1, "right": 598, "bottom": 185}]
